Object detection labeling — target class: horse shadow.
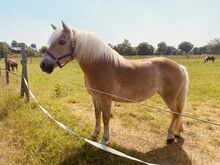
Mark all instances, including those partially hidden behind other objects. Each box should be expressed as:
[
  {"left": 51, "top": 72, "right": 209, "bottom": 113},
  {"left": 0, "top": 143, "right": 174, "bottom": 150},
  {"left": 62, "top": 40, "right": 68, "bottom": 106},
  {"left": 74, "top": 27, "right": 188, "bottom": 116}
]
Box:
[{"left": 61, "top": 138, "right": 192, "bottom": 165}]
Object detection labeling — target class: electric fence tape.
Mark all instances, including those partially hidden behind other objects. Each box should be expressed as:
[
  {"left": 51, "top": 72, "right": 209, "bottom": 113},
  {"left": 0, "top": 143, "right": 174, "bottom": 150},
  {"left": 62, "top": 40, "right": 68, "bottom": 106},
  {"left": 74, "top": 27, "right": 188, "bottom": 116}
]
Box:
[{"left": 23, "top": 77, "right": 157, "bottom": 165}]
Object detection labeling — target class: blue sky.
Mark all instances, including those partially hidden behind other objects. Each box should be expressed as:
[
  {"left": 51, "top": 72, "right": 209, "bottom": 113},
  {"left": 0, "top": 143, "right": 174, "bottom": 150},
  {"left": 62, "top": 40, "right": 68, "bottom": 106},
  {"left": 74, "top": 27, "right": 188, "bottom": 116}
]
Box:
[{"left": 0, "top": 0, "right": 220, "bottom": 49}]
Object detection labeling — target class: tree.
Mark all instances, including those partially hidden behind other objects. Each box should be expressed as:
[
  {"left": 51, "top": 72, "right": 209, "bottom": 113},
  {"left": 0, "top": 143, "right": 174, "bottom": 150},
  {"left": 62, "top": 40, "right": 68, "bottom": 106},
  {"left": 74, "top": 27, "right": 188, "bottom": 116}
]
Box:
[
  {"left": 0, "top": 42, "right": 10, "bottom": 58},
  {"left": 192, "top": 47, "right": 199, "bottom": 55},
  {"left": 18, "top": 42, "right": 27, "bottom": 48},
  {"left": 114, "top": 43, "right": 125, "bottom": 55},
  {"left": 124, "top": 46, "right": 137, "bottom": 55},
  {"left": 200, "top": 46, "right": 208, "bottom": 54},
  {"left": 122, "top": 39, "right": 131, "bottom": 47},
  {"left": 26, "top": 47, "right": 35, "bottom": 57},
  {"left": 11, "top": 40, "right": 18, "bottom": 47},
  {"left": 30, "top": 43, "right": 37, "bottom": 50},
  {"left": 137, "top": 42, "right": 154, "bottom": 55},
  {"left": 39, "top": 46, "right": 47, "bottom": 54},
  {"left": 155, "top": 42, "right": 167, "bottom": 55},
  {"left": 207, "top": 38, "right": 220, "bottom": 54},
  {"left": 178, "top": 42, "right": 193, "bottom": 55},
  {"left": 113, "top": 39, "right": 137, "bottom": 55},
  {"left": 165, "top": 46, "right": 176, "bottom": 55},
  {"left": 172, "top": 48, "right": 181, "bottom": 55},
  {"left": 192, "top": 46, "right": 208, "bottom": 55}
]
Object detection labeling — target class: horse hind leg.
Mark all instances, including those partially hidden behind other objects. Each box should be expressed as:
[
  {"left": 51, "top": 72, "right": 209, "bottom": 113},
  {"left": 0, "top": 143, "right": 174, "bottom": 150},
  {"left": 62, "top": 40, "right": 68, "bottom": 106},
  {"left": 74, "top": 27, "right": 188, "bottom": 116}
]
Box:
[
  {"left": 162, "top": 94, "right": 185, "bottom": 144},
  {"left": 159, "top": 83, "right": 188, "bottom": 143},
  {"left": 158, "top": 89, "right": 178, "bottom": 144},
  {"left": 174, "top": 84, "right": 188, "bottom": 139},
  {"left": 164, "top": 98, "right": 178, "bottom": 144}
]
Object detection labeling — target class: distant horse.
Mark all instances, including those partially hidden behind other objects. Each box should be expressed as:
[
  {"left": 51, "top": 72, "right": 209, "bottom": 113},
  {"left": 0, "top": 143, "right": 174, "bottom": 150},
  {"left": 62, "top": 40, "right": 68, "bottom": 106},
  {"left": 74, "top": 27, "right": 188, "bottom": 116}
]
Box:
[
  {"left": 204, "top": 56, "right": 215, "bottom": 63},
  {"left": 7, "top": 59, "right": 18, "bottom": 71},
  {"left": 40, "top": 21, "right": 189, "bottom": 145}
]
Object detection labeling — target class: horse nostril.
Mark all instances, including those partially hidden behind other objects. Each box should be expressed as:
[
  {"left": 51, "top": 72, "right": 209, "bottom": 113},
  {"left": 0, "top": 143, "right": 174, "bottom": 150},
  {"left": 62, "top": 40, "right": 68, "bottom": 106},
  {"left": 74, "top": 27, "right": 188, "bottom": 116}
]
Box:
[{"left": 40, "top": 58, "right": 54, "bottom": 74}]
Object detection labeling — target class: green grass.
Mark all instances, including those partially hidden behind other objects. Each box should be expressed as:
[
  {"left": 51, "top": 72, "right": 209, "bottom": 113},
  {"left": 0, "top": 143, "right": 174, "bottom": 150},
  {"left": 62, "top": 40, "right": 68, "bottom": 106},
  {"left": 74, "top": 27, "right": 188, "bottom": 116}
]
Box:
[{"left": 0, "top": 57, "right": 220, "bottom": 165}]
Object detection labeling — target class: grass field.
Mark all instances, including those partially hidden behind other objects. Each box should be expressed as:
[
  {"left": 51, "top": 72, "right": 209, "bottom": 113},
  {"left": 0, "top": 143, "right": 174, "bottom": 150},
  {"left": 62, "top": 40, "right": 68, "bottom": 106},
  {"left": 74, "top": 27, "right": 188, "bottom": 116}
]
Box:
[{"left": 0, "top": 57, "right": 220, "bottom": 165}]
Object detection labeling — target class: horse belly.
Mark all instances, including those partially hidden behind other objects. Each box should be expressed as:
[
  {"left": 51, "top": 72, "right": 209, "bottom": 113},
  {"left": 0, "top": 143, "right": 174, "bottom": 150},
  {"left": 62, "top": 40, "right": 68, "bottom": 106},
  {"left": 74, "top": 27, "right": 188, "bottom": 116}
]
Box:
[{"left": 112, "top": 80, "right": 158, "bottom": 102}]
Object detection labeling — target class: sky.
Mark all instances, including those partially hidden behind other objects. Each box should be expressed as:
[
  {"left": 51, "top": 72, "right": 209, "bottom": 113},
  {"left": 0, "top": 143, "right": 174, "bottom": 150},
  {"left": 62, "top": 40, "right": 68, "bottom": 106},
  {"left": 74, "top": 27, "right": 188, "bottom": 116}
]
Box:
[{"left": 0, "top": 0, "right": 220, "bottom": 49}]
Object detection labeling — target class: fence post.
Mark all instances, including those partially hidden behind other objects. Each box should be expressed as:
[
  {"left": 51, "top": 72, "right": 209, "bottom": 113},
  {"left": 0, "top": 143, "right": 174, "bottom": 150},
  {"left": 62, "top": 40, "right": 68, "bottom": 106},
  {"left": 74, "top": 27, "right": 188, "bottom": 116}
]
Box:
[
  {"left": 4, "top": 53, "right": 9, "bottom": 84},
  {"left": 20, "top": 44, "right": 29, "bottom": 103},
  {"left": 0, "top": 65, "right": 1, "bottom": 77}
]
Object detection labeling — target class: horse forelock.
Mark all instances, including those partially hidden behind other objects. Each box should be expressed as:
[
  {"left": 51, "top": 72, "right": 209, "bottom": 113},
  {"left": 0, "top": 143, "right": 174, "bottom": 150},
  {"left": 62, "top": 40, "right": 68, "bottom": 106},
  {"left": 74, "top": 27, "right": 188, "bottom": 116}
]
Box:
[
  {"left": 48, "top": 27, "right": 74, "bottom": 46},
  {"left": 48, "top": 28, "right": 62, "bottom": 46},
  {"left": 75, "top": 30, "right": 124, "bottom": 65}
]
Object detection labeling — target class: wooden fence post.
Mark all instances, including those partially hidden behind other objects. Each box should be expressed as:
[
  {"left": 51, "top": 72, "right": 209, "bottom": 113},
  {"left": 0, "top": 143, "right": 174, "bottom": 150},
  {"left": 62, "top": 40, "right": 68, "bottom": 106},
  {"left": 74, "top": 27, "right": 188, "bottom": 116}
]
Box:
[
  {"left": 4, "top": 53, "right": 9, "bottom": 84},
  {"left": 20, "top": 44, "right": 29, "bottom": 103}
]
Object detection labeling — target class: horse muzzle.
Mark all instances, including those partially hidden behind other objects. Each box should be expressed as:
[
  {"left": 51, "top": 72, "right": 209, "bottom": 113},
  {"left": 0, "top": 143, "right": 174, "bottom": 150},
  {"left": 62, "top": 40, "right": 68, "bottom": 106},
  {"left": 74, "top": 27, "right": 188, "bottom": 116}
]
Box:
[{"left": 40, "top": 57, "right": 55, "bottom": 74}]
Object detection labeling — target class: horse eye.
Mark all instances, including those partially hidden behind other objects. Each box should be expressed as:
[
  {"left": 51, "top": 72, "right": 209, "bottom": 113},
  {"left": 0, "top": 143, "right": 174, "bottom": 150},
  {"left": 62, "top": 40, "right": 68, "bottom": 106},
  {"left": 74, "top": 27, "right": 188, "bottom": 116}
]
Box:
[{"left": 59, "top": 40, "right": 65, "bottom": 45}]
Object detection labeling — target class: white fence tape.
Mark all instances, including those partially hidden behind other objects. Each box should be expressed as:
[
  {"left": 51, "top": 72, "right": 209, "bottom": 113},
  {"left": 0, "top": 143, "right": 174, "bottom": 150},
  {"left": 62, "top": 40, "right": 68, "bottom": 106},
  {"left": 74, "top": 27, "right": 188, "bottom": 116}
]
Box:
[{"left": 23, "top": 77, "right": 157, "bottom": 165}]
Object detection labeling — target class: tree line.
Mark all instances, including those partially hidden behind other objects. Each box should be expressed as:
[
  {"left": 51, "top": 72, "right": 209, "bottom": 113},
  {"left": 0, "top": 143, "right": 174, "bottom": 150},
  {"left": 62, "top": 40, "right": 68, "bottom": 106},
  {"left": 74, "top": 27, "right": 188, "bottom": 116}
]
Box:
[
  {"left": 109, "top": 38, "right": 220, "bottom": 56},
  {"left": 0, "top": 38, "right": 220, "bottom": 58},
  {"left": 0, "top": 40, "right": 46, "bottom": 58}
]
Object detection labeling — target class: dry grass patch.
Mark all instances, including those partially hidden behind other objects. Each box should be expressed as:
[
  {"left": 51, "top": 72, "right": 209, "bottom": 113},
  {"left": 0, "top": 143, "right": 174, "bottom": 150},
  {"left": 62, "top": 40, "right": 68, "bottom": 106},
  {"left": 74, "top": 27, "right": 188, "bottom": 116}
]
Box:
[
  {"left": 72, "top": 96, "right": 220, "bottom": 165},
  {"left": 0, "top": 57, "right": 220, "bottom": 164}
]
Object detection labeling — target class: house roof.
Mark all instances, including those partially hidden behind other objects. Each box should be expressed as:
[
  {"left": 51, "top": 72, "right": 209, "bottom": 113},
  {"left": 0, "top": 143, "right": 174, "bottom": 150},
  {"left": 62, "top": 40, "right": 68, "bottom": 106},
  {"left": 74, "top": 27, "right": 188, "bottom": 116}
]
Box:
[{"left": 10, "top": 47, "right": 22, "bottom": 51}]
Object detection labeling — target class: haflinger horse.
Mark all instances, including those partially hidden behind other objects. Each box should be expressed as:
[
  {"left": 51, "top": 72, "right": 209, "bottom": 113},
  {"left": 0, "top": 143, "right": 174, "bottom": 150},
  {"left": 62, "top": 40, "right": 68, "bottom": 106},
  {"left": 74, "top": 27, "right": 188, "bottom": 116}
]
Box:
[
  {"left": 7, "top": 59, "right": 18, "bottom": 71},
  {"left": 40, "top": 21, "right": 189, "bottom": 145},
  {"left": 204, "top": 56, "right": 215, "bottom": 63}
]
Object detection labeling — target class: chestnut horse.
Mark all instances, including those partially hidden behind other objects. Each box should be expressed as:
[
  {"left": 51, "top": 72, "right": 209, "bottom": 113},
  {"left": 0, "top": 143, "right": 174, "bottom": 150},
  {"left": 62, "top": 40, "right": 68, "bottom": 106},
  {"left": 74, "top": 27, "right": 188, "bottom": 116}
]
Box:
[
  {"left": 7, "top": 59, "right": 18, "bottom": 71},
  {"left": 40, "top": 21, "right": 189, "bottom": 145}
]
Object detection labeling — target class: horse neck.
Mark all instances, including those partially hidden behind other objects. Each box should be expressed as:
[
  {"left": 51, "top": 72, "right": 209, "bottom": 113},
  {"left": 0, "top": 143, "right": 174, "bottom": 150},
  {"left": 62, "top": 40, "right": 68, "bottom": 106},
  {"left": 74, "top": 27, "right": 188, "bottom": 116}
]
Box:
[
  {"left": 76, "top": 60, "right": 93, "bottom": 75},
  {"left": 76, "top": 58, "right": 116, "bottom": 79}
]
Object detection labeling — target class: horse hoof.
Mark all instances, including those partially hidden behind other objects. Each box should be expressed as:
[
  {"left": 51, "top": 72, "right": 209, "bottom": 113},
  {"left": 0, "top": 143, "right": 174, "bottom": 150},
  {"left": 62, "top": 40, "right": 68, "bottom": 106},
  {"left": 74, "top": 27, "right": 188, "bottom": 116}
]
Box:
[
  {"left": 166, "top": 138, "right": 175, "bottom": 144},
  {"left": 175, "top": 135, "right": 184, "bottom": 139},
  {"left": 100, "top": 138, "right": 109, "bottom": 146}
]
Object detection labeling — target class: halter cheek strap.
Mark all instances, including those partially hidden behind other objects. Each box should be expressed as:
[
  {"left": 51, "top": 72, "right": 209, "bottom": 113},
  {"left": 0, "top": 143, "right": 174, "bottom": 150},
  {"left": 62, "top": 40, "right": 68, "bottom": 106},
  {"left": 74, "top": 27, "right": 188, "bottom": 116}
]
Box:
[
  {"left": 45, "top": 35, "right": 76, "bottom": 68},
  {"left": 45, "top": 48, "right": 75, "bottom": 68}
]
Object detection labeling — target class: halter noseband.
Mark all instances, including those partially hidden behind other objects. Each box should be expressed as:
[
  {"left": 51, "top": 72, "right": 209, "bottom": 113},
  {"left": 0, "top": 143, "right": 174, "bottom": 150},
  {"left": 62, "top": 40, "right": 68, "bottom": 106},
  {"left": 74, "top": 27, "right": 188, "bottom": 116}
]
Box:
[{"left": 45, "top": 39, "right": 76, "bottom": 68}]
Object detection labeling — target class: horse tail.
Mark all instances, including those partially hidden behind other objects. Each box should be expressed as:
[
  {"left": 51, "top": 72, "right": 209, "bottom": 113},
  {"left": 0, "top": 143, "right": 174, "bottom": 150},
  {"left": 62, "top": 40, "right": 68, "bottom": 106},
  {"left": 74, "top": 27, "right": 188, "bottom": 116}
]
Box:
[
  {"left": 175, "top": 65, "right": 189, "bottom": 133},
  {"left": 178, "top": 65, "right": 189, "bottom": 113}
]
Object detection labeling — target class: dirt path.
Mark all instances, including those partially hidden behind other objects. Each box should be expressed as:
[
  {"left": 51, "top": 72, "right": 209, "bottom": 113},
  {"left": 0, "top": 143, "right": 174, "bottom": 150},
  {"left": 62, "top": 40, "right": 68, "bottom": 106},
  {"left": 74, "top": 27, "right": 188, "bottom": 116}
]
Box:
[{"left": 72, "top": 102, "right": 220, "bottom": 165}]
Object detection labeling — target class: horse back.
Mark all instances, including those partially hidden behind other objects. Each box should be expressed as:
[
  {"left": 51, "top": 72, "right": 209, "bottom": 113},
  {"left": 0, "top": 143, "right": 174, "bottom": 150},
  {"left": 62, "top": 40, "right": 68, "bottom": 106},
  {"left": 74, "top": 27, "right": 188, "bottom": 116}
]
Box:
[{"left": 113, "top": 57, "right": 185, "bottom": 101}]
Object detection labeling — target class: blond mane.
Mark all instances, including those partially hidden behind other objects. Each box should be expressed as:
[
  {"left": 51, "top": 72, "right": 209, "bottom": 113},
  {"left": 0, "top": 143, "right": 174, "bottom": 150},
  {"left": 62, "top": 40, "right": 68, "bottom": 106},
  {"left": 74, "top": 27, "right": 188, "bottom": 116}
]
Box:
[{"left": 48, "top": 27, "right": 124, "bottom": 65}]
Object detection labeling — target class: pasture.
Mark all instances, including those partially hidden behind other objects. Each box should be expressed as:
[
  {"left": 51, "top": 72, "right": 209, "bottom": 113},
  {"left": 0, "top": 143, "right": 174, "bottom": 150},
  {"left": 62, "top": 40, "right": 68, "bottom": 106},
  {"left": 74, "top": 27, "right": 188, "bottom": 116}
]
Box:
[{"left": 0, "top": 57, "right": 220, "bottom": 165}]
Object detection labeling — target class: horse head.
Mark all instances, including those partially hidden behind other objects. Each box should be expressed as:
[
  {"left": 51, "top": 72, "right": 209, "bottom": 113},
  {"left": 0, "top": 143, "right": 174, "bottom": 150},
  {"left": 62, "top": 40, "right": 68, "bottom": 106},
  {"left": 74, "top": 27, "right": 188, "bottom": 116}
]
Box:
[{"left": 40, "top": 21, "right": 76, "bottom": 73}]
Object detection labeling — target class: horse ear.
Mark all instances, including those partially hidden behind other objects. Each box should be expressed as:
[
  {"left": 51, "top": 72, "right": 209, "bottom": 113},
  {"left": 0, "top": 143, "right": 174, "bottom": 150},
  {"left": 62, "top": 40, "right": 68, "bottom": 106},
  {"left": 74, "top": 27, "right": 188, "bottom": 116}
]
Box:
[
  {"left": 61, "top": 20, "right": 70, "bottom": 32},
  {"left": 51, "top": 24, "right": 56, "bottom": 30}
]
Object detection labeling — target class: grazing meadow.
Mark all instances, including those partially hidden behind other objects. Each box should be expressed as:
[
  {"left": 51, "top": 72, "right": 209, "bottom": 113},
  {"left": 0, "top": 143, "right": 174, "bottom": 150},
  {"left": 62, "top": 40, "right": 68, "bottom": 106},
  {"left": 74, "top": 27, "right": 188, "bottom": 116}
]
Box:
[{"left": 0, "top": 56, "right": 220, "bottom": 165}]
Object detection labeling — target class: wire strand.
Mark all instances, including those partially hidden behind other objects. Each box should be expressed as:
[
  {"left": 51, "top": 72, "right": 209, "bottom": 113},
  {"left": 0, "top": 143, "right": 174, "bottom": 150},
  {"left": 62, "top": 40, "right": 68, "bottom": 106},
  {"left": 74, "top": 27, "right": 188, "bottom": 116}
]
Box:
[
  {"left": 53, "top": 77, "right": 220, "bottom": 127},
  {"left": 3, "top": 68, "right": 220, "bottom": 127}
]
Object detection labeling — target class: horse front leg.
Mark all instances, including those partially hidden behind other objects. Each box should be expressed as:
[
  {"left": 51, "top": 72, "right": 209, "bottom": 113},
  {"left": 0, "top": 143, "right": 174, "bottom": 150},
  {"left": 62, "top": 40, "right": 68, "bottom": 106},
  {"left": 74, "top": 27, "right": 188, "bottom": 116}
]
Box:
[
  {"left": 91, "top": 98, "right": 101, "bottom": 141},
  {"left": 100, "top": 96, "right": 112, "bottom": 145}
]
